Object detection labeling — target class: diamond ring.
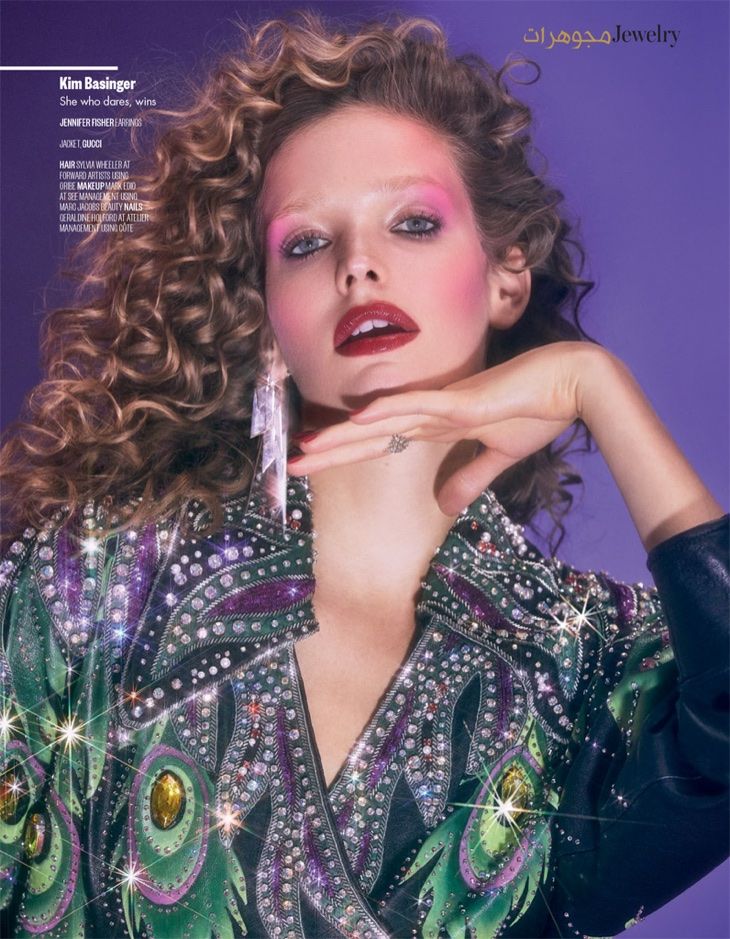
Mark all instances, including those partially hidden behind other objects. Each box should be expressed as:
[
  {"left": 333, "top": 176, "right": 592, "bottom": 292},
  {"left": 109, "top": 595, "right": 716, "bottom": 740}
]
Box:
[{"left": 386, "top": 434, "right": 410, "bottom": 454}]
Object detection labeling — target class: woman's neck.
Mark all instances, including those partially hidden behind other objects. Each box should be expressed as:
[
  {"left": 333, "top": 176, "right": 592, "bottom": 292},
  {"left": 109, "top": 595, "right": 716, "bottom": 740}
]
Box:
[{"left": 305, "top": 439, "right": 478, "bottom": 609}]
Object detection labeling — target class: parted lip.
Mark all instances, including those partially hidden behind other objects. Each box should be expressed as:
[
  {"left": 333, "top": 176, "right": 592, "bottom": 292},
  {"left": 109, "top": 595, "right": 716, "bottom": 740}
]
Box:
[{"left": 333, "top": 302, "right": 420, "bottom": 349}]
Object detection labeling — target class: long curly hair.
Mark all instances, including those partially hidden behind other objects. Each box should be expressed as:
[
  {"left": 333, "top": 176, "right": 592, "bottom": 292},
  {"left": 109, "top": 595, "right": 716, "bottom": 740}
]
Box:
[{"left": 0, "top": 9, "right": 598, "bottom": 553}]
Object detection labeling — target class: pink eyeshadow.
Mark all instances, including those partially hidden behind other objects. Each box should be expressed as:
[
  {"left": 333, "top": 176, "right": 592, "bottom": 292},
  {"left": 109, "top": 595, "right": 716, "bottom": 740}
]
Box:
[
  {"left": 265, "top": 181, "right": 456, "bottom": 252},
  {"left": 408, "top": 184, "right": 454, "bottom": 219}
]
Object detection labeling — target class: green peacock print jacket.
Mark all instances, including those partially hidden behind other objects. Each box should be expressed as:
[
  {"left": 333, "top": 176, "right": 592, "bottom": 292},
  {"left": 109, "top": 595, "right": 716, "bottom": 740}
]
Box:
[{"left": 1, "top": 474, "right": 728, "bottom": 939}]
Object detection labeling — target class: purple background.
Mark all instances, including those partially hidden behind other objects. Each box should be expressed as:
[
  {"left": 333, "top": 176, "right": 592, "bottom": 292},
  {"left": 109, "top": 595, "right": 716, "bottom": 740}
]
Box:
[{"left": 1, "top": 2, "right": 728, "bottom": 935}]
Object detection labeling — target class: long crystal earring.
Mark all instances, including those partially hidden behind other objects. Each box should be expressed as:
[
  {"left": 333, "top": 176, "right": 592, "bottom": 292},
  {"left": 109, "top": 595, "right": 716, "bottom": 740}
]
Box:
[{"left": 250, "top": 338, "right": 290, "bottom": 529}]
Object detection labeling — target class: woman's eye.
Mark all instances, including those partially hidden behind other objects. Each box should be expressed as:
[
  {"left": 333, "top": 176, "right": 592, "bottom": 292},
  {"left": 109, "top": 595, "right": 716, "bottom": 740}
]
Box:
[
  {"left": 393, "top": 214, "right": 441, "bottom": 237},
  {"left": 281, "top": 214, "right": 441, "bottom": 260},
  {"left": 283, "top": 233, "right": 329, "bottom": 259}
]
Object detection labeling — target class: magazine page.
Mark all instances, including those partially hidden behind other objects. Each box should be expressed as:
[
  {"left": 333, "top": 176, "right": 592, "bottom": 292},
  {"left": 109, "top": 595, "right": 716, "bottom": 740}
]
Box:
[{"left": 1, "top": 2, "right": 727, "bottom": 938}]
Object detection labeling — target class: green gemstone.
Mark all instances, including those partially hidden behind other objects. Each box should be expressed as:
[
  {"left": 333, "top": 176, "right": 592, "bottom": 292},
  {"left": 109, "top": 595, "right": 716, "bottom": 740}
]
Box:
[
  {"left": 0, "top": 763, "right": 29, "bottom": 824},
  {"left": 150, "top": 770, "right": 185, "bottom": 830},
  {"left": 23, "top": 811, "right": 47, "bottom": 860}
]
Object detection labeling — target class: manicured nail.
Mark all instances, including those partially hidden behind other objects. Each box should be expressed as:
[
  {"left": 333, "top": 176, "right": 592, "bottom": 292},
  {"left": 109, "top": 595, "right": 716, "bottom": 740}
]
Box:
[
  {"left": 292, "top": 431, "right": 318, "bottom": 444},
  {"left": 350, "top": 406, "right": 368, "bottom": 416},
  {"left": 287, "top": 454, "right": 306, "bottom": 464}
]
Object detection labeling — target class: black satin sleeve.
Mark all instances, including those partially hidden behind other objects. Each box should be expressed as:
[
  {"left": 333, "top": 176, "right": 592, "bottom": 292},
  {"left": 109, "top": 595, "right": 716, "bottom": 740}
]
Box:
[{"left": 541, "top": 513, "right": 730, "bottom": 939}]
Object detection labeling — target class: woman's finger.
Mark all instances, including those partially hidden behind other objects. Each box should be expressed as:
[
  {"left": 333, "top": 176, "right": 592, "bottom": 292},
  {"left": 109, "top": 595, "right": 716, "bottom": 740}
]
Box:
[
  {"left": 295, "top": 412, "right": 445, "bottom": 453},
  {"left": 350, "top": 383, "right": 520, "bottom": 428},
  {"left": 349, "top": 388, "right": 465, "bottom": 424},
  {"left": 288, "top": 433, "right": 424, "bottom": 475}
]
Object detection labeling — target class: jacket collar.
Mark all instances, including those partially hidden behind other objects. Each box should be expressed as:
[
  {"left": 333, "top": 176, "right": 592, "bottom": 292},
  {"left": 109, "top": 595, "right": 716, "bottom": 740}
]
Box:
[
  {"left": 117, "top": 473, "right": 318, "bottom": 726},
  {"left": 117, "top": 473, "right": 571, "bottom": 729}
]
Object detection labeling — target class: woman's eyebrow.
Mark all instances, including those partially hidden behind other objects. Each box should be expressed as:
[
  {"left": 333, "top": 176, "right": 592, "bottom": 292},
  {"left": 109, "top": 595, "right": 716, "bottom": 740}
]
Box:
[{"left": 266, "top": 175, "right": 453, "bottom": 230}]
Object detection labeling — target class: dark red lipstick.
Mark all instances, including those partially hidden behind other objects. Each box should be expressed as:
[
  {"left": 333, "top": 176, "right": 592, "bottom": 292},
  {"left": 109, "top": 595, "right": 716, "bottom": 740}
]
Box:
[{"left": 334, "top": 302, "right": 420, "bottom": 357}]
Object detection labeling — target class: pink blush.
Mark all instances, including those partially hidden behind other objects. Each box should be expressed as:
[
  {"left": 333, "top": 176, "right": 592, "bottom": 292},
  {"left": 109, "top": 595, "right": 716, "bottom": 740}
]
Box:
[{"left": 266, "top": 217, "right": 294, "bottom": 255}]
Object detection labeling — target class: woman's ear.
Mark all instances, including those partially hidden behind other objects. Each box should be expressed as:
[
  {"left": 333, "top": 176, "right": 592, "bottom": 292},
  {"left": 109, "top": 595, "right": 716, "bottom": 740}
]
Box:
[{"left": 487, "top": 245, "right": 532, "bottom": 330}]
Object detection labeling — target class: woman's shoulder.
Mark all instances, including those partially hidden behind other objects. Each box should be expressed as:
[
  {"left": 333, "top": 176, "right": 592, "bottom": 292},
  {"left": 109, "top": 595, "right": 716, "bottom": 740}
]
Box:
[
  {"left": 0, "top": 496, "right": 175, "bottom": 656},
  {"left": 0, "top": 485, "right": 254, "bottom": 585},
  {"left": 436, "top": 483, "right": 665, "bottom": 649},
  {"left": 0, "top": 479, "right": 315, "bottom": 719}
]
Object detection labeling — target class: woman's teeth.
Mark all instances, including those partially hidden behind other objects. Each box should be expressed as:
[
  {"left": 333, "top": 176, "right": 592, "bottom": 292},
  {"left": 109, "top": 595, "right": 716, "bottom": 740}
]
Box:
[
  {"left": 348, "top": 320, "right": 402, "bottom": 339},
  {"left": 350, "top": 318, "right": 391, "bottom": 337}
]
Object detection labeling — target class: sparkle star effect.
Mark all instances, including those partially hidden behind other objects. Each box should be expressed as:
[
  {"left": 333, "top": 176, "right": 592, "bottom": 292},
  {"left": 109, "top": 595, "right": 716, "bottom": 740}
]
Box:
[
  {"left": 0, "top": 706, "right": 17, "bottom": 741},
  {"left": 80, "top": 536, "right": 101, "bottom": 557},
  {"left": 3, "top": 773, "right": 27, "bottom": 800},
  {"left": 54, "top": 716, "right": 86, "bottom": 751},
  {"left": 469, "top": 780, "right": 530, "bottom": 838},
  {"left": 547, "top": 591, "right": 605, "bottom": 643},
  {"left": 494, "top": 783, "right": 528, "bottom": 826},
  {"left": 124, "top": 686, "right": 141, "bottom": 705},
  {"left": 118, "top": 858, "right": 146, "bottom": 891},
  {"left": 215, "top": 802, "right": 243, "bottom": 836}
]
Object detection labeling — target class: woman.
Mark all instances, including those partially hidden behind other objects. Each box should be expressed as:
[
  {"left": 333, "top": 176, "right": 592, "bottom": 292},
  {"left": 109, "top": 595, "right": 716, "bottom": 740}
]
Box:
[{"left": 0, "top": 11, "right": 727, "bottom": 939}]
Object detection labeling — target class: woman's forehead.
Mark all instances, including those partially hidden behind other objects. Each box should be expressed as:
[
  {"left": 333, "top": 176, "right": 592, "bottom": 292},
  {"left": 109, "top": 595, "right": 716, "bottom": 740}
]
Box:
[{"left": 260, "top": 107, "right": 465, "bottom": 226}]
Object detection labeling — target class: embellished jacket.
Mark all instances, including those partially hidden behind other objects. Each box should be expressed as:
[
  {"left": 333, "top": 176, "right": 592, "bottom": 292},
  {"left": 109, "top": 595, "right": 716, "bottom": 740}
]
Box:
[{"left": 0, "top": 475, "right": 728, "bottom": 939}]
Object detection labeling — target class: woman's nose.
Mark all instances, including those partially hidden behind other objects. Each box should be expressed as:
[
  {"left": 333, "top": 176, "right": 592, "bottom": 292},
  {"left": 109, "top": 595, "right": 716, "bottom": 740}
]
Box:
[{"left": 336, "top": 249, "right": 382, "bottom": 293}]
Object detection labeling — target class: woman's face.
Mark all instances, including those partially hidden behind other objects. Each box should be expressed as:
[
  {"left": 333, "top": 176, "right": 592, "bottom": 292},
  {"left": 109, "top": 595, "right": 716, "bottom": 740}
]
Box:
[{"left": 261, "top": 105, "right": 499, "bottom": 413}]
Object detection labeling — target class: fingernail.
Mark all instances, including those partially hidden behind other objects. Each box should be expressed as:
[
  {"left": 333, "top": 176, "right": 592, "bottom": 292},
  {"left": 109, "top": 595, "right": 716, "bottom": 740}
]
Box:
[
  {"left": 350, "top": 406, "right": 368, "bottom": 416},
  {"left": 292, "top": 431, "right": 318, "bottom": 444},
  {"left": 287, "top": 454, "right": 306, "bottom": 464}
]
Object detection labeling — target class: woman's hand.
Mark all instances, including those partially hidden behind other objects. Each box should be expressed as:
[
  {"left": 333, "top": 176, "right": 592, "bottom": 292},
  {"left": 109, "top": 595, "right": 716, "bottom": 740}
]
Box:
[
  {"left": 288, "top": 340, "right": 593, "bottom": 514},
  {"left": 287, "top": 337, "right": 725, "bottom": 548}
]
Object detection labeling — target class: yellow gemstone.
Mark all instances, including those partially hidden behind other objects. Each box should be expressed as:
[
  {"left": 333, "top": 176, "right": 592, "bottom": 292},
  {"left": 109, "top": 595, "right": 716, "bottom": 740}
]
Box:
[
  {"left": 496, "top": 764, "right": 531, "bottom": 825},
  {"left": 0, "top": 764, "right": 29, "bottom": 824},
  {"left": 150, "top": 770, "right": 185, "bottom": 830},
  {"left": 23, "top": 812, "right": 46, "bottom": 860}
]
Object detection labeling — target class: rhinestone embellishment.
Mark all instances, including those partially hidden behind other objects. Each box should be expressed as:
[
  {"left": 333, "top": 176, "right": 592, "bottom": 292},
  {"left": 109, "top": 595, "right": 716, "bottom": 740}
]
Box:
[
  {"left": 150, "top": 770, "right": 186, "bottom": 830},
  {"left": 495, "top": 764, "right": 531, "bottom": 826},
  {"left": 0, "top": 763, "right": 29, "bottom": 824},
  {"left": 23, "top": 811, "right": 47, "bottom": 860}
]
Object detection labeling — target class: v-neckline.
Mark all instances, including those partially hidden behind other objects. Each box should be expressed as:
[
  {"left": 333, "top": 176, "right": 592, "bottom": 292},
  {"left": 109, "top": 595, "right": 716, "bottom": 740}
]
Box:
[
  {"left": 285, "top": 472, "right": 429, "bottom": 797},
  {"left": 291, "top": 608, "right": 429, "bottom": 798},
  {"left": 278, "top": 472, "right": 511, "bottom": 800}
]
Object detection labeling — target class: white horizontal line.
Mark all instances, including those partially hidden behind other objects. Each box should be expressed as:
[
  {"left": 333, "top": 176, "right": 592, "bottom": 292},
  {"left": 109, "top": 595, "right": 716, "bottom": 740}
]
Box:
[{"left": 0, "top": 66, "right": 119, "bottom": 71}]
